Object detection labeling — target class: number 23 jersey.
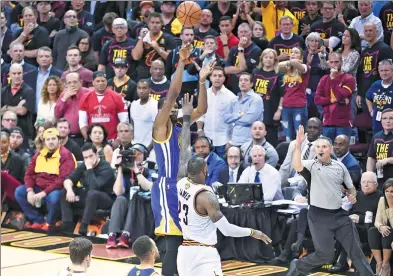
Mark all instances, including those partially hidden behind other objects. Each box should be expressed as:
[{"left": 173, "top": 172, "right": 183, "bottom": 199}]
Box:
[{"left": 177, "top": 177, "right": 217, "bottom": 245}]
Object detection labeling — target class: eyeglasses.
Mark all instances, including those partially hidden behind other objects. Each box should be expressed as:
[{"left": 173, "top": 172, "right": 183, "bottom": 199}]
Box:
[{"left": 2, "top": 118, "right": 16, "bottom": 122}]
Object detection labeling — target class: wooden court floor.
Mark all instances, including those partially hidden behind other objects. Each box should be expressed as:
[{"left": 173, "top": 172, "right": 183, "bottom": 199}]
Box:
[{"left": 1, "top": 227, "right": 349, "bottom": 276}]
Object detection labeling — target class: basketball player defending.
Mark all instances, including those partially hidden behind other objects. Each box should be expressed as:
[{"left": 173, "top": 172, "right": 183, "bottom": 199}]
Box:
[
  {"left": 151, "top": 41, "right": 216, "bottom": 276},
  {"left": 176, "top": 95, "right": 271, "bottom": 276}
]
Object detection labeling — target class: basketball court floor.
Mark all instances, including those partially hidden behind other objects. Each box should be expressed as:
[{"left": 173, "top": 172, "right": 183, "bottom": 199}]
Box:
[{"left": 1, "top": 227, "right": 352, "bottom": 276}]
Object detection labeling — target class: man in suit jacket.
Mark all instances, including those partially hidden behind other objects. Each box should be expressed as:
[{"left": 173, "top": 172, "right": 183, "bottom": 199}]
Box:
[
  {"left": 83, "top": 1, "right": 119, "bottom": 29},
  {"left": 1, "top": 11, "right": 13, "bottom": 63},
  {"left": 194, "top": 136, "right": 227, "bottom": 186},
  {"left": 334, "top": 134, "right": 362, "bottom": 189},
  {"left": 24, "top": 46, "right": 63, "bottom": 113},
  {"left": 279, "top": 118, "right": 322, "bottom": 189},
  {"left": 219, "top": 146, "right": 245, "bottom": 185}
]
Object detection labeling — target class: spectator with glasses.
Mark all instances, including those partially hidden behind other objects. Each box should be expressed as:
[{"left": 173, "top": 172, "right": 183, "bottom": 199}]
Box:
[{"left": 1, "top": 110, "right": 17, "bottom": 130}]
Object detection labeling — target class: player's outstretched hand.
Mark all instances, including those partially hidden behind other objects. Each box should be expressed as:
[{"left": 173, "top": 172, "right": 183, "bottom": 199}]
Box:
[
  {"left": 179, "top": 42, "right": 193, "bottom": 62},
  {"left": 251, "top": 230, "right": 272, "bottom": 244},
  {"left": 199, "top": 58, "right": 216, "bottom": 82},
  {"left": 181, "top": 93, "right": 194, "bottom": 116}
]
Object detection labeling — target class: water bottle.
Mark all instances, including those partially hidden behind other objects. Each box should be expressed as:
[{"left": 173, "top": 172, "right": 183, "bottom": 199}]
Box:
[
  {"left": 377, "top": 167, "right": 384, "bottom": 179},
  {"left": 35, "top": 198, "right": 42, "bottom": 208}
]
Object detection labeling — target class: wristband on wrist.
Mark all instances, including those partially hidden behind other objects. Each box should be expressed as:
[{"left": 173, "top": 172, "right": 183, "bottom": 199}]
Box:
[
  {"left": 135, "top": 172, "right": 142, "bottom": 177},
  {"left": 199, "top": 81, "right": 205, "bottom": 84},
  {"left": 249, "top": 228, "right": 254, "bottom": 236},
  {"left": 197, "top": 129, "right": 203, "bottom": 132},
  {"left": 278, "top": 106, "right": 282, "bottom": 110}
]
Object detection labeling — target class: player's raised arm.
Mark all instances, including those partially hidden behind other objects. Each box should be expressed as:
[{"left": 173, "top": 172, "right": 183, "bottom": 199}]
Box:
[
  {"left": 177, "top": 94, "right": 193, "bottom": 181},
  {"left": 196, "top": 191, "right": 272, "bottom": 244},
  {"left": 153, "top": 43, "right": 193, "bottom": 131},
  {"left": 191, "top": 59, "right": 216, "bottom": 124}
]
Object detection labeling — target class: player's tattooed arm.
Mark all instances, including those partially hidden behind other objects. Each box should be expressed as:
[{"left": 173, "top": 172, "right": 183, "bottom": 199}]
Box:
[
  {"left": 177, "top": 94, "right": 193, "bottom": 181},
  {"left": 200, "top": 191, "right": 224, "bottom": 223}
]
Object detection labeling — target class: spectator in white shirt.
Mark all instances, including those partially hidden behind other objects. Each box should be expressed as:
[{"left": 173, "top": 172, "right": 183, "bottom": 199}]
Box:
[
  {"left": 239, "top": 145, "right": 283, "bottom": 201},
  {"left": 241, "top": 121, "right": 279, "bottom": 168},
  {"left": 130, "top": 79, "right": 158, "bottom": 150},
  {"left": 196, "top": 66, "right": 236, "bottom": 159},
  {"left": 349, "top": 0, "right": 383, "bottom": 50}
]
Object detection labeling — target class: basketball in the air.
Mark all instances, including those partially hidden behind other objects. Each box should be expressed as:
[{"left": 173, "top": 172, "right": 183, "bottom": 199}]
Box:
[{"left": 176, "top": 1, "right": 202, "bottom": 27}]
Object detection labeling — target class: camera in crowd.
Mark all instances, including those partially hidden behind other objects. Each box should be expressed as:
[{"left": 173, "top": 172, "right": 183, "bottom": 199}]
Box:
[{"left": 119, "top": 148, "right": 138, "bottom": 167}]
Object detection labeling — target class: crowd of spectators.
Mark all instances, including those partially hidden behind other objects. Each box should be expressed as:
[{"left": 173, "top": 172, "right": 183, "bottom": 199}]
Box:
[{"left": 2, "top": 0, "right": 393, "bottom": 275}]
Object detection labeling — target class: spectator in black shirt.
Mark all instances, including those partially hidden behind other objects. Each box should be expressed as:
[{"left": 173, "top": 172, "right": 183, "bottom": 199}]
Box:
[
  {"left": 147, "top": 60, "right": 170, "bottom": 102},
  {"left": 207, "top": 0, "right": 237, "bottom": 32},
  {"left": 1, "top": 64, "right": 34, "bottom": 140},
  {"left": 194, "top": 9, "right": 219, "bottom": 49},
  {"left": 252, "top": 49, "right": 284, "bottom": 147},
  {"left": 91, "top": 12, "right": 116, "bottom": 59},
  {"left": 1, "top": 42, "right": 36, "bottom": 85},
  {"left": 133, "top": 12, "right": 176, "bottom": 80},
  {"left": 251, "top": 21, "right": 268, "bottom": 52},
  {"left": 335, "top": 1, "right": 359, "bottom": 28},
  {"left": 310, "top": 1, "right": 345, "bottom": 49},
  {"left": 60, "top": 143, "right": 115, "bottom": 236},
  {"left": 269, "top": 16, "right": 305, "bottom": 62},
  {"left": 99, "top": 17, "right": 138, "bottom": 80},
  {"left": 10, "top": 1, "right": 30, "bottom": 30},
  {"left": 111, "top": 122, "right": 134, "bottom": 168},
  {"left": 289, "top": 1, "right": 307, "bottom": 21},
  {"left": 56, "top": 118, "right": 82, "bottom": 161},
  {"left": 107, "top": 58, "right": 138, "bottom": 110},
  {"left": 13, "top": 6, "right": 50, "bottom": 66},
  {"left": 224, "top": 23, "right": 262, "bottom": 94},
  {"left": 9, "top": 127, "right": 31, "bottom": 171},
  {"left": 83, "top": 0, "right": 119, "bottom": 29},
  {"left": 36, "top": 1, "right": 60, "bottom": 39},
  {"left": 356, "top": 23, "right": 393, "bottom": 110},
  {"left": 1, "top": 11, "right": 13, "bottom": 63},
  {"left": 160, "top": 1, "right": 182, "bottom": 38},
  {"left": 69, "top": 0, "right": 95, "bottom": 36},
  {"left": 1, "top": 129, "right": 24, "bottom": 203},
  {"left": 128, "top": 1, "right": 155, "bottom": 39},
  {"left": 379, "top": 1, "right": 393, "bottom": 46},
  {"left": 367, "top": 108, "right": 393, "bottom": 186},
  {"left": 76, "top": 36, "right": 97, "bottom": 72},
  {"left": 298, "top": 0, "right": 322, "bottom": 38}
]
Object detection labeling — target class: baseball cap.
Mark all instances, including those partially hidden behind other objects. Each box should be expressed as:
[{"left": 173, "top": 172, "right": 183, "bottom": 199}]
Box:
[
  {"left": 43, "top": 128, "right": 60, "bottom": 139},
  {"left": 93, "top": 71, "right": 107, "bottom": 80},
  {"left": 113, "top": 58, "right": 128, "bottom": 68},
  {"left": 140, "top": 1, "right": 154, "bottom": 8},
  {"left": 9, "top": 127, "right": 24, "bottom": 138},
  {"left": 163, "top": 1, "right": 176, "bottom": 5}
]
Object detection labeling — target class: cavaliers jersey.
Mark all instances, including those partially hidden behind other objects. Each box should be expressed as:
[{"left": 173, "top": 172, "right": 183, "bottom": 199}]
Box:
[
  {"left": 151, "top": 123, "right": 183, "bottom": 236},
  {"left": 127, "top": 267, "right": 158, "bottom": 276},
  {"left": 177, "top": 177, "right": 217, "bottom": 245}
]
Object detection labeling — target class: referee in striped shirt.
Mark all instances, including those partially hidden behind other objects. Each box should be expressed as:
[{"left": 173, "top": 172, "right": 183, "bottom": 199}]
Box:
[{"left": 287, "top": 126, "right": 374, "bottom": 276}]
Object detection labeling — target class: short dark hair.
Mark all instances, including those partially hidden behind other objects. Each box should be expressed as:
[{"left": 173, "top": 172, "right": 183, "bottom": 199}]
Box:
[
  {"left": 148, "top": 12, "right": 163, "bottom": 24},
  {"left": 103, "top": 12, "right": 118, "bottom": 27},
  {"left": 137, "top": 79, "right": 150, "bottom": 87},
  {"left": 316, "top": 136, "right": 332, "bottom": 146},
  {"left": 204, "top": 35, "right": 216, "bottom": 43},
  {"left": 212, "top": 66, "right": 225, "bottom": 75},
  {"left": 382, "top": 108, "right": 393, "bottom": 114},
  {"left": 55, "top": 118, "right": 71, "bottom": 128},
  {"left": 80, "top": 142, "right": 97, "bottom": 153},
  {"left": 67, "top": 45, "right": 81, "bottom": 55},
  {"left": 322, "top": 1, "right": 335, "bottom": 8},
  {"left": 132, "top": 235, "right": 154, "bottom": 261},
  {"left": 69, "top": 238, "right": 93, "bottom": 265},
  {"left": 219, "top": 16, "right": 232, "bottom": 23},
  {"left": 181, "top": 26, "right": 194, "bottom": 35},
  {"left": 187, "top": 157, "right": 206, "bottom": 175},
  {"left": 239, "top": 72, "right": 252, "bottom": 81}
]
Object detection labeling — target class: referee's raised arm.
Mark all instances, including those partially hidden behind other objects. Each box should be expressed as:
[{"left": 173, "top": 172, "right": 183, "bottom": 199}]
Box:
[{"left": 292, "top": 125, "right": 305, "bottom": 173}]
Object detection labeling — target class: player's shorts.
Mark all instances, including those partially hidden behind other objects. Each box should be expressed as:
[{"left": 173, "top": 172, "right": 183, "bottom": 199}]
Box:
[
  {"left": 151, "top": 176, "right": 182, "bottom": 236},
  {"left": 177, "top": 243, "right": 222, "bottom": 276}
]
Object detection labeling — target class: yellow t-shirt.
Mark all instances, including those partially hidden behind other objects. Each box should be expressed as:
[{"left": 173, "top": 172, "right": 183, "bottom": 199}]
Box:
[{"left": 262, "top": 1, "right": 299, "bottom": 41}]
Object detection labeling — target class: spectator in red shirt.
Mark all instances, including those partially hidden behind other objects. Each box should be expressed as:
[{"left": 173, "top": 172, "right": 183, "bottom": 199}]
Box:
[
  {"left": 14, "top": 128, "right": 76, "bottom": 231},
  {"left": 61, "top": 46, "right": 93, "bottom": 88},
  {"left": 54, "top": 72, "right": 90, "bottom": 140},
  {"left": 315, "top": 52, "right": 356, "bottom": 142},
  {"left": 216, "top": 16, "right": 239, "bottom": 59},
  {"left": 79, "top": 71, "right": 128, "bottom": 141}
]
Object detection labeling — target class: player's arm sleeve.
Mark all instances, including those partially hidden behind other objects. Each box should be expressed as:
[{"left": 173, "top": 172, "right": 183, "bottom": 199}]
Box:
[{"left": 215, "top": 216, "right": 252, "bottom": 237}]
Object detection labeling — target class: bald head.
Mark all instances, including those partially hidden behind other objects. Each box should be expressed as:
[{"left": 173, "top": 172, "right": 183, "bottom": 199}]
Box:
[
  {"left": 361, "top": 172, "right": 378, "bottom": 195},
  {"left": 333, "top": 135, "right": 349, "bottom": 158},
  {"left": 227, "top": 146, "right": 241, "bottom": 169},
  {"left": 201, "top": 9, "right": 213, "bottom": 27},
  {"left": 364, "top": 23, "right": 377, "bottom": 43},
  {"left": 305, "top": 117, "right": 322, "bottom": 142},
  {"left": 9, "top": 63, "right": 23, "bottom": 85},
  {"left": 251, "top": 121, "right": 266, "bottom": 141},
  {"left": 150, "top": 59, "right": 165, "bottom": 81}
]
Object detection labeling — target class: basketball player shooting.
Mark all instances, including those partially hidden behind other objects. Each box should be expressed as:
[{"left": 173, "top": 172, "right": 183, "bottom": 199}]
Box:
[
  {"left": 176, "top": 92, "right": 271, "bottom": 276},
  {"left": 151, "top": 41, "right": 216, "bottom": 276}
]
